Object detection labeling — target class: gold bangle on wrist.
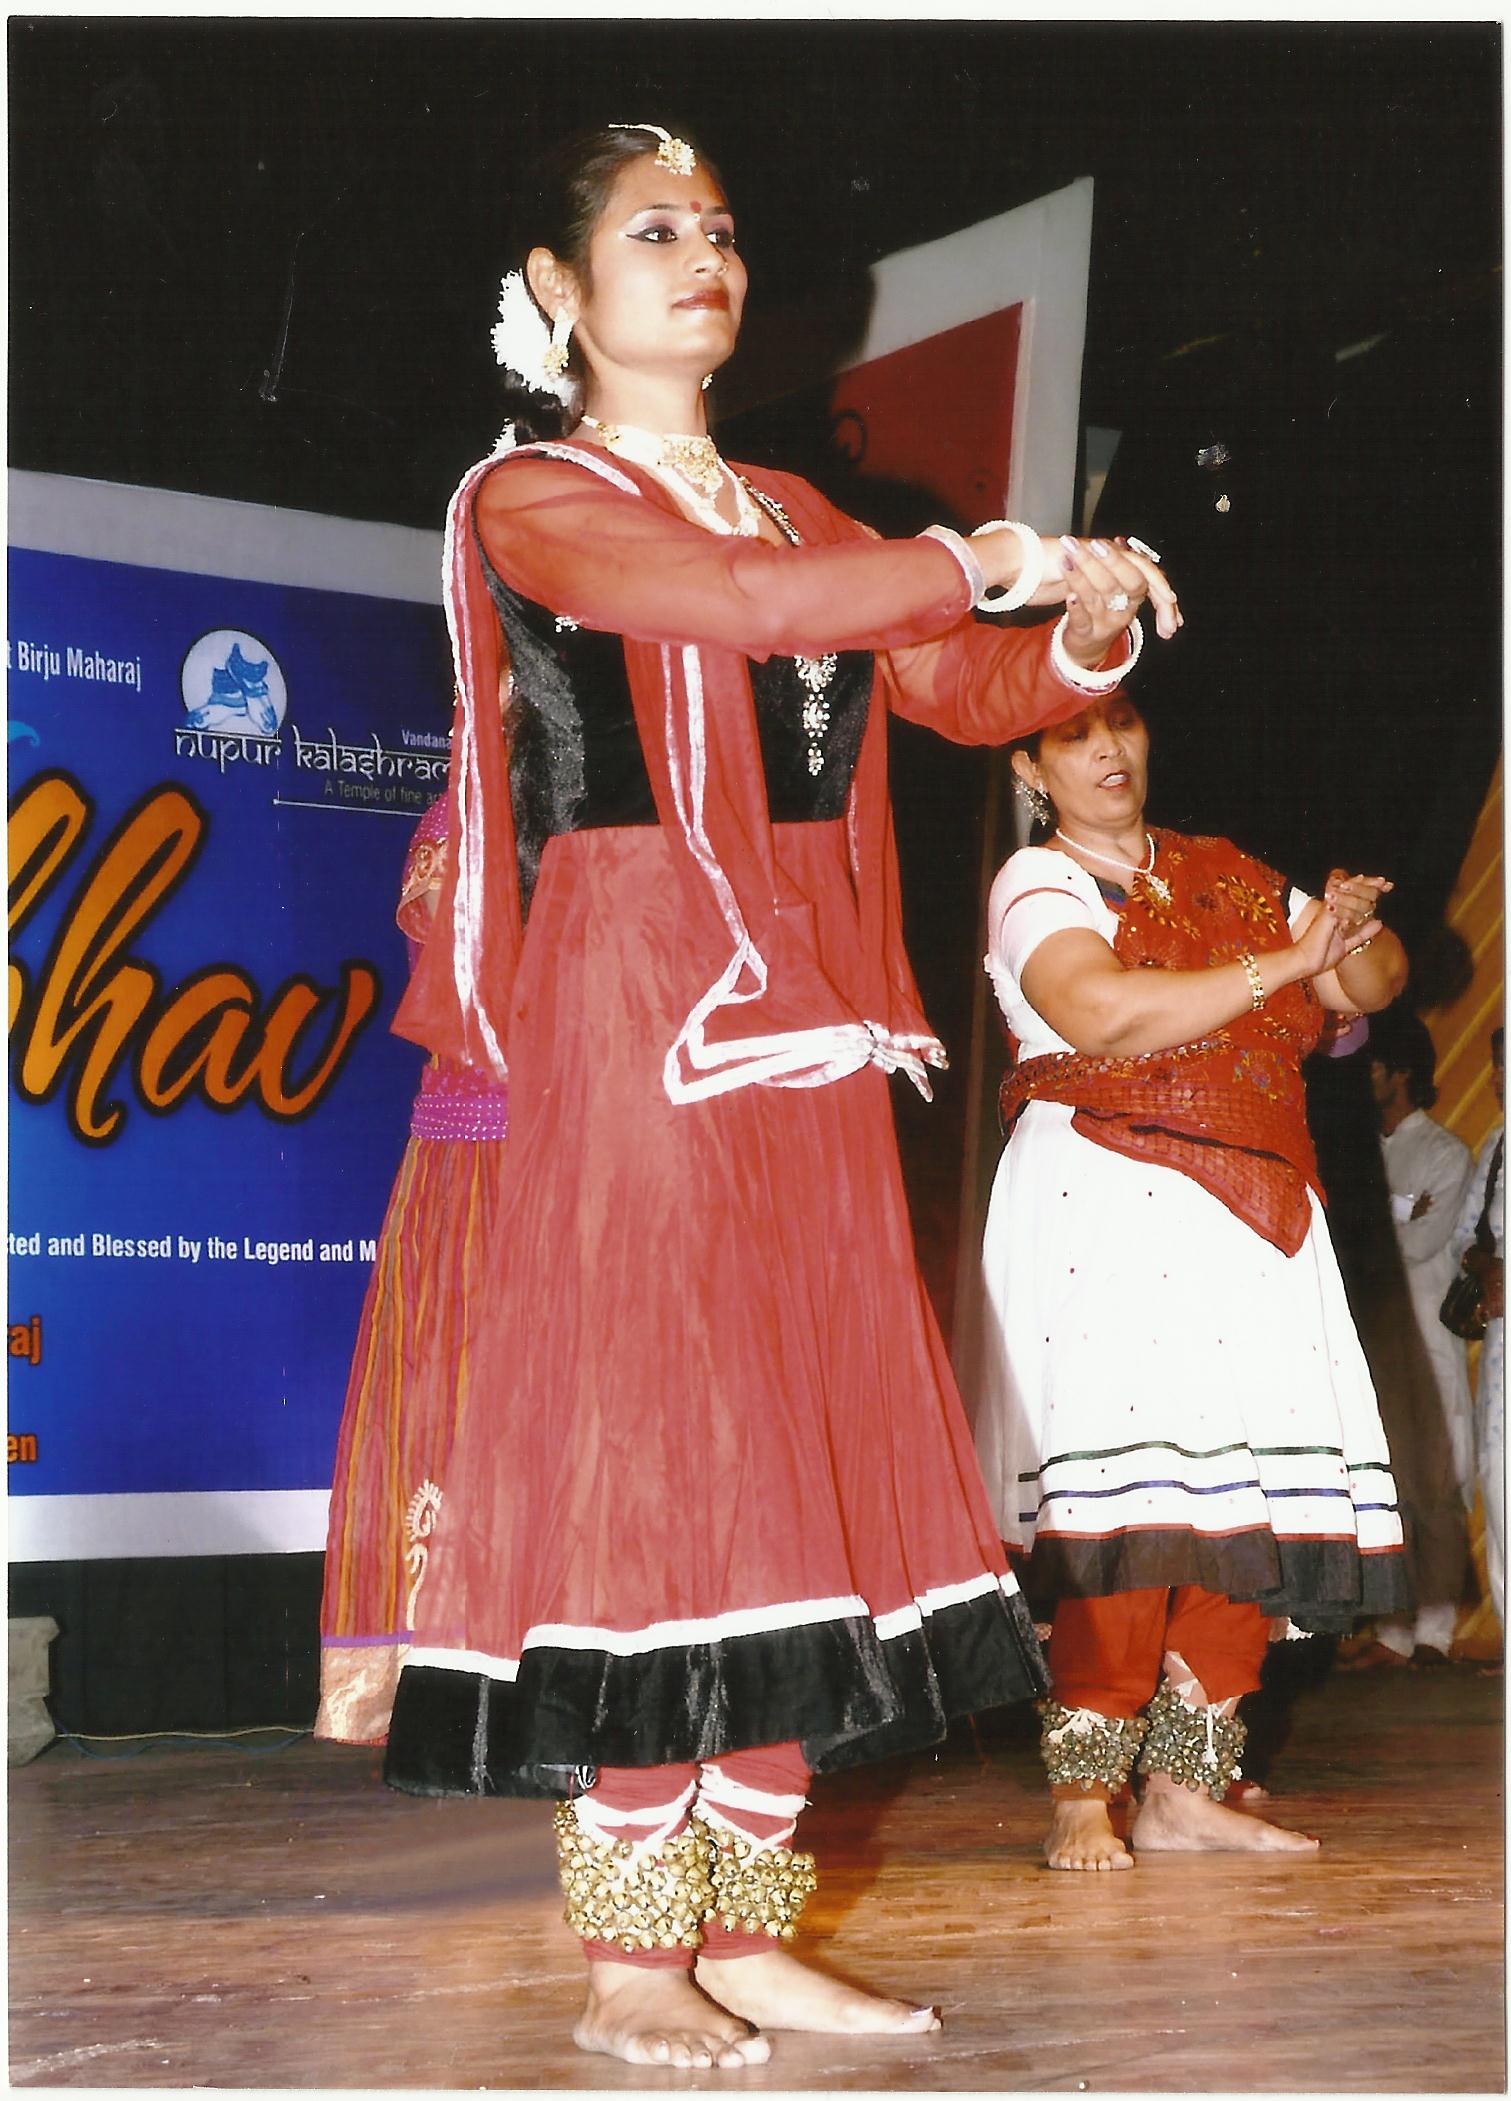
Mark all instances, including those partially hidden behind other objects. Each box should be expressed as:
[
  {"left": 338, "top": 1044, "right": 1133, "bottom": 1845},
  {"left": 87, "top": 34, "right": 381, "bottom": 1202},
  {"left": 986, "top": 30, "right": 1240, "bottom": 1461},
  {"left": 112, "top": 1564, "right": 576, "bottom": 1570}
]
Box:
[{"left": 1238, "top": 951, "right": 1266, "bottom": 1010}]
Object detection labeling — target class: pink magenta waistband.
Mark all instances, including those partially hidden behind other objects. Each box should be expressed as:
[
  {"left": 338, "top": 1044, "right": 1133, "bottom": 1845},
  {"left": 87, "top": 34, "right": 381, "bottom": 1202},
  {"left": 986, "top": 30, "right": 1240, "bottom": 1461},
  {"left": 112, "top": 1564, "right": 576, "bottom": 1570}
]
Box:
[{"left": 409, "top": 1058, "right": 510, "bottom": 1142}]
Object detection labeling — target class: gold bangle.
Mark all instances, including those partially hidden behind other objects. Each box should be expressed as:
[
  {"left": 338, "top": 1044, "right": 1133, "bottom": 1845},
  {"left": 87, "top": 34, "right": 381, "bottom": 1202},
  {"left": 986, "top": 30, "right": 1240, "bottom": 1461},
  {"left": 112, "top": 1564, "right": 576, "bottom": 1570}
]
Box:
[
  {"left": 1238, "top": 951, "right": 1266, "bottom": 1010},
  {"left": 1347, "top": 935, "right": 1375, "bottom": 955}
]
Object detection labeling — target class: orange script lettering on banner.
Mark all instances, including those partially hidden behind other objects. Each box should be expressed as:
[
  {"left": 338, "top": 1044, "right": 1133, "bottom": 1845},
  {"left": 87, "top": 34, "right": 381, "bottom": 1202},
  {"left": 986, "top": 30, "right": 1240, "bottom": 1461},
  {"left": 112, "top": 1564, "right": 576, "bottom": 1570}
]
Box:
[{"left": 8, "top": 772, "right": 380, "bottom": 1145}]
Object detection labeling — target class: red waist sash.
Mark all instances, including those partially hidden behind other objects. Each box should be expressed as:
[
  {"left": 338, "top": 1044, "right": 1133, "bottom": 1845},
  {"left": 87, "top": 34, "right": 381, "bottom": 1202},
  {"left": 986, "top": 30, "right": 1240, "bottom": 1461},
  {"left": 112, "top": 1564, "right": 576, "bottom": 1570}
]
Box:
[{"left": 999, "top": 831, "right": 1325, "bottom": 1256}]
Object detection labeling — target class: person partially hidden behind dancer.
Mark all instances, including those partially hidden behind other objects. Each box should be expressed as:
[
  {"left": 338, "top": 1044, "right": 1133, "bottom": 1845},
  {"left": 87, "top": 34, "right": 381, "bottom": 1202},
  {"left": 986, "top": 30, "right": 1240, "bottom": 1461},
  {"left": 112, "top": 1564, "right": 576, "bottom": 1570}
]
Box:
[
  {"left": 972, "top": 692, "right": 1411, "bottom": 1871},
  {"left": 317, "top": 789, "right": 510, "bottom": 1746},
  {"left": 373, "top": 122, "right": 1180, "bottom": 2067}
]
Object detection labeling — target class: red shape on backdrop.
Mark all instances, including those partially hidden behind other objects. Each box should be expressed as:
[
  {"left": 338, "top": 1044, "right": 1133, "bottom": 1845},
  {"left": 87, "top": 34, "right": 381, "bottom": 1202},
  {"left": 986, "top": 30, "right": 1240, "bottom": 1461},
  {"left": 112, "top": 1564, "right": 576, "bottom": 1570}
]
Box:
[{"left": 827, "top": 305, "right": 1023, "bottom": 528}]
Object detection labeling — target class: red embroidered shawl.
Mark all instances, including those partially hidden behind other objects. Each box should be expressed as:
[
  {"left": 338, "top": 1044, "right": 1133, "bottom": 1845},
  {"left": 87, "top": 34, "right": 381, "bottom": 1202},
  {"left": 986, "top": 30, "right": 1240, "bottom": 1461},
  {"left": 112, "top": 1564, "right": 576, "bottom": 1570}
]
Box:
[{"left": 999, "top": 831, "right": 1325, "bottom": 1255}]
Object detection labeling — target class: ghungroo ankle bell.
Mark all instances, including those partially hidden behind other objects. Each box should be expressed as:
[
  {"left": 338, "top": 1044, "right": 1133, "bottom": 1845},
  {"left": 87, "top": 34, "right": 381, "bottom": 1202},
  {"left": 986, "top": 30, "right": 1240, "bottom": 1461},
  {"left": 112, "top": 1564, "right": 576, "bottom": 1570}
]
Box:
[
  {"left": 1136, "top": 1682, "right": 1247, "bottom": 1800},
  {"left": 706, "top": 1832, "right": 818, "bottom": 1940},
  {"left": 1038, "top": 1699, "right": 1148, "bottom": 1793},
  {"left": 553, "top": 1804, "right": 715, "bottom": 1953}
]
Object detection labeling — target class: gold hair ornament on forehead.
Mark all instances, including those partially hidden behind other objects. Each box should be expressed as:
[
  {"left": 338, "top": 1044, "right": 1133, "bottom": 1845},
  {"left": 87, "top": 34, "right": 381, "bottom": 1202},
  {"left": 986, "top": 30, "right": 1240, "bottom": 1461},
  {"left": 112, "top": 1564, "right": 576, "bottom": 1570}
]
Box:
[{"left": 610, "top": 123, "right": 697, "bottom": 176}]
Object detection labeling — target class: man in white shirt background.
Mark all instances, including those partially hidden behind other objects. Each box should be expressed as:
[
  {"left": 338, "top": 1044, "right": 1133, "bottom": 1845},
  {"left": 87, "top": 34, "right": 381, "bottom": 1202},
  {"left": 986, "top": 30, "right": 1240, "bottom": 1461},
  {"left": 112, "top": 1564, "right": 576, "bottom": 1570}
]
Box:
[{"left": 1366, "top": 1011, "right": 1476, "bottom": 1662}]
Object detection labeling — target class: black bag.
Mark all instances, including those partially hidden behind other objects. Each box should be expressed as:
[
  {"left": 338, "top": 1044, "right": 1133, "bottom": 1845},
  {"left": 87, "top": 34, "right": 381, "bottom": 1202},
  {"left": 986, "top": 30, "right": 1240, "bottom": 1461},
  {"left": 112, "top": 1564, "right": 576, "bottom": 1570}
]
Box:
[
  {"left": 1440, "top": 1264, "right": 1489, "bottom": 1343},
  {"left": 1440, "top": 1135, "right": 1504, "bottom": 1342}
]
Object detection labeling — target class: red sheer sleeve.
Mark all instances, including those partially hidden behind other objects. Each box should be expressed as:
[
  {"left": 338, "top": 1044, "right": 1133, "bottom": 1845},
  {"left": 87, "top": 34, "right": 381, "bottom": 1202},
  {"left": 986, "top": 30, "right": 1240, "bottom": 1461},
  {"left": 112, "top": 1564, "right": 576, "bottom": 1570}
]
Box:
[
  {"left": 879, "top": 620, "right": 1132, "bottom": 747},
  {"left": 473, "top": 455, "right": 976, "bottom": 661}
]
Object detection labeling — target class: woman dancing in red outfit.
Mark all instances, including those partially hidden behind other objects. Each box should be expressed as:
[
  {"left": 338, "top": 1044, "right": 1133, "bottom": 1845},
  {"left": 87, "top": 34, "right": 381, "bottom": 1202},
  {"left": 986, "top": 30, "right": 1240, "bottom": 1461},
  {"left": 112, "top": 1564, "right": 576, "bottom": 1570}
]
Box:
[{"left": 377, "top": 122, "right": 1180, "bottom": 2069}]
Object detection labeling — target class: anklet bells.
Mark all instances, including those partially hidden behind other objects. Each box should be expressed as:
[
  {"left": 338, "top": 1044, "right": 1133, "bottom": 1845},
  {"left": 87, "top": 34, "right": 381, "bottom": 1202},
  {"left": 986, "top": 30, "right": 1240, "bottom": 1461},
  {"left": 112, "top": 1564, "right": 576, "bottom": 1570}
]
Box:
[
  {"left": 1038, "top": 1700, "right": 1148, "bottom": 1794},
  {"left": 554, "top": 1805, "right": 819, "bottom": 1950},
  {"left": 553, "top": 1804, "right": 715, "bottom": 1953},
  {"left": 1136, "top": 1682, "right": 1247, "bottom": 1800},
  {"left": 707, "top": 1830, "right": 819, "bottom": 1941}
]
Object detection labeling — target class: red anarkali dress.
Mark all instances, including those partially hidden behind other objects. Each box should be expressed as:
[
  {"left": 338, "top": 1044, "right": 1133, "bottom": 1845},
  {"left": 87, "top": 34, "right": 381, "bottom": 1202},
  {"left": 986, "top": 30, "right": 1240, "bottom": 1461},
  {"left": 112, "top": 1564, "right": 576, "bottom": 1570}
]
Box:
[{"left": 382, "top": 440, "right": 1102, "bottom": 1797}]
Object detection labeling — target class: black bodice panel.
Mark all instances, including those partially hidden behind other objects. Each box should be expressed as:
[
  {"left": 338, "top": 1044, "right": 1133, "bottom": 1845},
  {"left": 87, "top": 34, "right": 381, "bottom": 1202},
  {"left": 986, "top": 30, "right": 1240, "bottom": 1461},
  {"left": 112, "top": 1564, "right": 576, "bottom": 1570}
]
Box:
[{"left": 478, "top": 540, "right": 872, "bottom": 911}]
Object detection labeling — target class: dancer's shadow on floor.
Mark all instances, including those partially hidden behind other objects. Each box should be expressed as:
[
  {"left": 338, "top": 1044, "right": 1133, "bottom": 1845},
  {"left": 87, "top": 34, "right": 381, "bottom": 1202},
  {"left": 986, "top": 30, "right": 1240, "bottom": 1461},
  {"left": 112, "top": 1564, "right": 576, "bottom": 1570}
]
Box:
[
  {"left": 802, "top": 1704, "right": 1043, "bottom": 1930},
  {"left": 1239, "top": 1633, "right": 1340, "bottom": 1786}
]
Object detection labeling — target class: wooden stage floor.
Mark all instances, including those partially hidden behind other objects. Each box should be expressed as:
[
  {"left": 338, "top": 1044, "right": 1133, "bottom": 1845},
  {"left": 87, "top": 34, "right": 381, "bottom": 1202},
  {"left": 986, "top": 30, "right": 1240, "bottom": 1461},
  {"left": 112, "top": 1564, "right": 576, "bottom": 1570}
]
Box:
[{"left": 9, "top": 1662, "right": 1504, "bottom": 2093}]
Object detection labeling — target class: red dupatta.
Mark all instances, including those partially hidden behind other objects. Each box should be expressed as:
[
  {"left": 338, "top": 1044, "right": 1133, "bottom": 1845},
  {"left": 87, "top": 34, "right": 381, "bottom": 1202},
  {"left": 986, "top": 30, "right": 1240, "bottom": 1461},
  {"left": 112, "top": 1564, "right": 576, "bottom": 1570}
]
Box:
[
  {"left": 393, "top": 438, "right": 976, "bottom": 1101},
  {"left": 999, "top": 831, "right": 1326, "bottom": 1255}
]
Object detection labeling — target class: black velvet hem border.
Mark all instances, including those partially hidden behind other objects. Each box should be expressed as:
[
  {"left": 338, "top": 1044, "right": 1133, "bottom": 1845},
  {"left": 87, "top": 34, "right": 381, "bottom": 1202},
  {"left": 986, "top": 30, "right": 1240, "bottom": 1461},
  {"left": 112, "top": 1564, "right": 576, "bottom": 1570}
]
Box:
[
  {"left": 1012, "top": 1529, "right": 1411, "bottom": 1635},
  {"left": 382, "top": 1587, "right": 1050, "bottom": 1799}
]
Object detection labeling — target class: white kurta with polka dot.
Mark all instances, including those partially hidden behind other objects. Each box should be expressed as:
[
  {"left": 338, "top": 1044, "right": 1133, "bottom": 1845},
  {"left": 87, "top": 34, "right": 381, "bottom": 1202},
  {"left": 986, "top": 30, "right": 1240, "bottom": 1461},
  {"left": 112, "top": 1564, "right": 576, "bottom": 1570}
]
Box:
[{"left": 973, "top": 847, "right": 1403, "bottom": 1579}]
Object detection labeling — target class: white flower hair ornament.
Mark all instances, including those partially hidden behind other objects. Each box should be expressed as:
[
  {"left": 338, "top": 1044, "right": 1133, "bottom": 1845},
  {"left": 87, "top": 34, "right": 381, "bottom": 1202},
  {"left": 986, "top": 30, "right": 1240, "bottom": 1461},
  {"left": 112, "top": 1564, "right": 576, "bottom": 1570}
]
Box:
[{"left": 492, "top": 271, "right": 576, "bottom": 407}]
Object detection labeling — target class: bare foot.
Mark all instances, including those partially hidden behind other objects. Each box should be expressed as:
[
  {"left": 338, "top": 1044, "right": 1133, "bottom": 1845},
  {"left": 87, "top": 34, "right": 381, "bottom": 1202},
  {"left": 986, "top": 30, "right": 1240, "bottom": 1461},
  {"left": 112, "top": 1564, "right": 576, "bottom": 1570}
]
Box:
[
  {"left": 696, "top": 1946, "right": 940, "bottom": 2036},
  {"left": 1044, "top": 1795, "right": 1134, "bottom": 1871},
  {"left": 1132, "top": 1772, "right": 1319, "bottom": 1854},
  {"left": 574, "top": 1963, "right": 771, "bottom": 2069}
]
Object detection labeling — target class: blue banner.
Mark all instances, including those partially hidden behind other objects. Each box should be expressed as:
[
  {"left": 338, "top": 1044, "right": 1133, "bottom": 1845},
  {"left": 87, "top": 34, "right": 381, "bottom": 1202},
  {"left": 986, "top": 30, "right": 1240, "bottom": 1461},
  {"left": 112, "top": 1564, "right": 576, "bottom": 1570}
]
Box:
[{"left": 8, "top": 478, "right": 453, "bottom": 1555}]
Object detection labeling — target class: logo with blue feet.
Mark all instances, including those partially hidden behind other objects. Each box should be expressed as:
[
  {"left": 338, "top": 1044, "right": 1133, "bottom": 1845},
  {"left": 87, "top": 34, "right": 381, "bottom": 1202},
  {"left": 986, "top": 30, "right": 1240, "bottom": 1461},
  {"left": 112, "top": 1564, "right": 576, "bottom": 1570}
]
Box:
[{"left": 180, "top": 630, "right": 287, "bottom": 738}]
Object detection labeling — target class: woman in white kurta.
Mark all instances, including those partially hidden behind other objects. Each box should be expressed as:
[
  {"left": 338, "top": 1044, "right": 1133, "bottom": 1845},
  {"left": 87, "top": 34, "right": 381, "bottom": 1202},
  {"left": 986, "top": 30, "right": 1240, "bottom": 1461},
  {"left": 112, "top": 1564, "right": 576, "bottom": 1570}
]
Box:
[{"left": 973, "top": 688, "right": 1410, "bottom": 1869}]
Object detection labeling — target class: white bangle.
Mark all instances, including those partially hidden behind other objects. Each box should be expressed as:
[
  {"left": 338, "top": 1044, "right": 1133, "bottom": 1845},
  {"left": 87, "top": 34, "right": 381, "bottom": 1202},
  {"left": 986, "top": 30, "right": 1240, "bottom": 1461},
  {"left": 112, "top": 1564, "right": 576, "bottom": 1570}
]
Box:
[
  {"left": 970, "top": 520, "right": 1045, "bottom": 614},
  {"left": 1050, "top": 611, "right": 1143, "bottom": 691},
  {"left": 919, "top": 524, "right": 986, "bottom": 605}
]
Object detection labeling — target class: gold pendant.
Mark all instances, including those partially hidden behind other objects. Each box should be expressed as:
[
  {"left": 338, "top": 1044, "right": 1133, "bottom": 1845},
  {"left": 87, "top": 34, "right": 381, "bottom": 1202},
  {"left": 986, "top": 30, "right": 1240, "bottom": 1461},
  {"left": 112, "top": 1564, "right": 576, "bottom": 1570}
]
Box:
[{"left": 660, "top": 435, "right": 724, "bottom": 499}]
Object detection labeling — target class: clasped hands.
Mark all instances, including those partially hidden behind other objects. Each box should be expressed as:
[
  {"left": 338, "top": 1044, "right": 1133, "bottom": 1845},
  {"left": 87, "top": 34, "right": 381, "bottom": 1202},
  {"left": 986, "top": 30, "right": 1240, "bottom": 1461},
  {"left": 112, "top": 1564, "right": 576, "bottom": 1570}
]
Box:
[
  {"left": 1323, "top": 869, "right": 1393, "bottom": 941},
  {"left": 1290, "top": 871, "right": 1393, "bottom": 978},
  {"left": 972, "top": 529, "right": 1184, "bottom": 662}
]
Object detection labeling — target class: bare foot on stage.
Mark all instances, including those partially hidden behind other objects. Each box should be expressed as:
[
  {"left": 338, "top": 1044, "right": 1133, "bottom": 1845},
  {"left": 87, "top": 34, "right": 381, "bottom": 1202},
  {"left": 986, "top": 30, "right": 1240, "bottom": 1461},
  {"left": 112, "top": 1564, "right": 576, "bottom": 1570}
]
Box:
[
  {"left": 1131, "top": 1771, "right": 1319, "bottom": 1854},
  {"left": 1045, "top": 1796, "right": 1134, "bottom": 1871},
  {"left": 696, "top": 1946, "right": 941, "bottom": 2035},
  {"left": 574, "top": 1964, "right": 771, "bottom": 2069}
]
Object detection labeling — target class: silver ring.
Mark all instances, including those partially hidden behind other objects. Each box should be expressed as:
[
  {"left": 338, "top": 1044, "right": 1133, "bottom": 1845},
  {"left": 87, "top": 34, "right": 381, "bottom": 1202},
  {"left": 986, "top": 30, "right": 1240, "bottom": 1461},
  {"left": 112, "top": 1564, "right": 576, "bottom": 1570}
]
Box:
[{"left": 1106, "top": 590, "right": 1130, "bottom": 613}]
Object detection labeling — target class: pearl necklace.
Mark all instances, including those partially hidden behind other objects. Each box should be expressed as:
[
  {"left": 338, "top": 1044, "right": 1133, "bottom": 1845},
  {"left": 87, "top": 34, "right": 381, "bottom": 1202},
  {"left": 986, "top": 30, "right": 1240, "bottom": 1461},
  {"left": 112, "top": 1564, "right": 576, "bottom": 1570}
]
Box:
[
  {"left": 1054, "top": 827, "right": 1172, "bottom": 905},
  {"left": 579, "top": 416, "right": 760, "bottom": 538}
]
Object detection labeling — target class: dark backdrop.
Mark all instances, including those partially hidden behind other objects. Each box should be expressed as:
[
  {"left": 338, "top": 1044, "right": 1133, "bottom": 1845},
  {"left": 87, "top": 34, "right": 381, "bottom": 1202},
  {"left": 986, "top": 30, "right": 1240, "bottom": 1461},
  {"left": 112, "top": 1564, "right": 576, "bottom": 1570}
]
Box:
[{"left": 11, "top": 17, "right": 1500, "bottom": 921}]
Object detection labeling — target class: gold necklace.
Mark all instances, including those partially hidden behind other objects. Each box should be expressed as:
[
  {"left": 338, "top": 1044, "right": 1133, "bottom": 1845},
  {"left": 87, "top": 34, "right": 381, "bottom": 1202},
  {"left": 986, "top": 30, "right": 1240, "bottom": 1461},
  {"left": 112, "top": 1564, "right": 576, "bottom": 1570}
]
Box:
[
  {"left": 659, "top": 432, "right": 724, "bottom": 499},
  {"left": 581, "top": 417, "right": 741, "bottom": 516}
]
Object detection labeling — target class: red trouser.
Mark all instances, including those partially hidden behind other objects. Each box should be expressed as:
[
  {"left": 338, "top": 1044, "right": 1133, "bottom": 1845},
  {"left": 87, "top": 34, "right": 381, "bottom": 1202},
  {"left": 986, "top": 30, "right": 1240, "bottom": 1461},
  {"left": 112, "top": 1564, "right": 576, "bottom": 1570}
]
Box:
[
  {"left": 575, "top": 1742, "right": 811, "bottom": 1970},
  {"left": 1048, "top": 1585, "right": 1270, "bottom": 1719}
]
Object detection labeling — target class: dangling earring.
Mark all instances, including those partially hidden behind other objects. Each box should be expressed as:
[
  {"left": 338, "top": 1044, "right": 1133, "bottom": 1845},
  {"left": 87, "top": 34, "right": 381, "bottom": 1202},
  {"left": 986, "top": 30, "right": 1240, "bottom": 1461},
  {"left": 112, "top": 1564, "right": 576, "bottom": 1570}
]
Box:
[
  {"left": 1013, "top": 775, "right": 1052, "bottom": 826},
  {"left": 543, "top": 308, "right": 573, "bottom": 380},
  {"left": 700, "top": 373, "right": 713, "bottom": 392}
]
